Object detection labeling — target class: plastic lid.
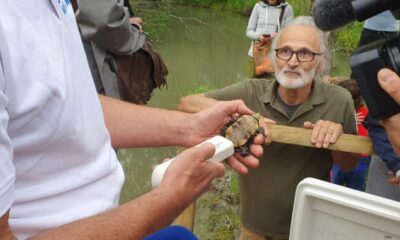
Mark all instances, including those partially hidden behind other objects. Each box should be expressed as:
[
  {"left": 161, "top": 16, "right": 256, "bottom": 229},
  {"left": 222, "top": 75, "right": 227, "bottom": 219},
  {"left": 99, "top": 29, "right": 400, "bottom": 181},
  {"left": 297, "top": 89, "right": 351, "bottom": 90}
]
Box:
[{"left": 290, "top": 178, "right": 400, "bottom": 240}]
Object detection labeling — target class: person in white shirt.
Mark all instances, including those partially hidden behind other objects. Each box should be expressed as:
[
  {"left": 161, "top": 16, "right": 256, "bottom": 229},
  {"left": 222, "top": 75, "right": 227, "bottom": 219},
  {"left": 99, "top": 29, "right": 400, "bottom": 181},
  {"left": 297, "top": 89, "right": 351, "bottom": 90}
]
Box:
[{"left": 0, "top": 1, "right": 269, "bottom": 239}]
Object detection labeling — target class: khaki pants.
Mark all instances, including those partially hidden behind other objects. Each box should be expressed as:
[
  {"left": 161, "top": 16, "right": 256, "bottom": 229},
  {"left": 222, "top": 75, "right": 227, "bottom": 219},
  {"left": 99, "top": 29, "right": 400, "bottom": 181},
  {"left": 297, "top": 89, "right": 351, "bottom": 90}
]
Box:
[{"left": 239, "top": 225, "right": 288, "bottom": 240}]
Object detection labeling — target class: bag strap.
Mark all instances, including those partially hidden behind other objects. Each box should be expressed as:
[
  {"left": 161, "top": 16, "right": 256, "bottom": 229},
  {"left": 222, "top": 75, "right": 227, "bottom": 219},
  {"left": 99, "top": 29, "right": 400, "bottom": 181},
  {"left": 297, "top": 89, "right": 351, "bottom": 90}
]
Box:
[{"left": 279, "top": 5, "right": 286, "bottom": 26}]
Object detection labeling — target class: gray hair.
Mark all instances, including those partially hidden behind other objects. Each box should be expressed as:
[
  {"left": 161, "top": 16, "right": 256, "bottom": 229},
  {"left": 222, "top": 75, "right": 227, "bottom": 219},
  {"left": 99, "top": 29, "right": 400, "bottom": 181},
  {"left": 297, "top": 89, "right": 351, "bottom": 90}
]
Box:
[{"left": 270, "top": 16, "right": 332, "bottom": 81}]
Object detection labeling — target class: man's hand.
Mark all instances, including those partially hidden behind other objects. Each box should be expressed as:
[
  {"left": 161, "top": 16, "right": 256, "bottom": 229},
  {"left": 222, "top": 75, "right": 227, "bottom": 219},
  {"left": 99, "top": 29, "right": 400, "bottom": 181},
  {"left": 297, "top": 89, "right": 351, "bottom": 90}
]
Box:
[
  {"left": 160, "top": 143, "right": 225, "bottom": 204},
  {"left": 183, "top": 100, "right": 273, "bottom": 174},
  {"left": 304, "top": 120, "right": 343, "bottom": 148},
  {"left": 377, "top": 68, "right": 400, "bottom": 156},
  {"left": 378, "top": 68, "right": 400, "bottom": 104},
  {"left": 130, "top": 17, "right": 143, "bottom": 30}
]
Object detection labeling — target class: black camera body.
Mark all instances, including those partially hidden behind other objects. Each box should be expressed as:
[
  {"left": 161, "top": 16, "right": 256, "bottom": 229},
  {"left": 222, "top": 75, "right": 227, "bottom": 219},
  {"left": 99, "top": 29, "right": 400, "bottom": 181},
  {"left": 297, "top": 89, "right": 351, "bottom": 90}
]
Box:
[{"left": 349, "top": 36, "right": 400, "bottom": 119}]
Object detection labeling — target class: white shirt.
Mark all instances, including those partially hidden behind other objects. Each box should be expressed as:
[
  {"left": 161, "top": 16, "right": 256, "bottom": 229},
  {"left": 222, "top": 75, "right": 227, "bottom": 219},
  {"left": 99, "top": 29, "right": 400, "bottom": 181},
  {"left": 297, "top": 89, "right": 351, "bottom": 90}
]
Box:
[{"left": 0, "top": 1, "right": 124, "bottom": 238}]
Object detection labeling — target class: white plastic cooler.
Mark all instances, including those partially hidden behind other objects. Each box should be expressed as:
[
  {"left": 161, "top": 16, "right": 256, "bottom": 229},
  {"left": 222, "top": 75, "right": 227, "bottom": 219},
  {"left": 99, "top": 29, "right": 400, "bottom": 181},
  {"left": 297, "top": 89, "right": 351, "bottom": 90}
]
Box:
[{"left": 290, "top": 178, "right": 400, "bottom": 240}]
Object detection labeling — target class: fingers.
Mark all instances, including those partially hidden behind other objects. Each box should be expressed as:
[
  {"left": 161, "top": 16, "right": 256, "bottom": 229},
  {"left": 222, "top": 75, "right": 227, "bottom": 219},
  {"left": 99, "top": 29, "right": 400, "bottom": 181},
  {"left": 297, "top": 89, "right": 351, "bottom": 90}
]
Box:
[
  {"left": 249, "top": 143, "right": 264, "bottom": 158},
  {"left": 303, "top": 121, "right": 314, "bottom": 129},
  {"left": 253, "top": 134, "right": 270, "bottom": 149},
  {"left": 196, "top": 143, "right": 216, "bottom": 162},
  {"left": 225, "top": 153, "right": 260, "bottom": 175},
  {"left": 308, "top": 120, "right": 343, "bottom": 148},
  {"left": 223, "top": 100, "right": 254, "bottom": 116},
  {"left": 258, "top": 118, "right": 273, "bottom": 145},
  {"left": 378, "top": 68, "right": 400, "bottom": 104},
  {"left": 261, "top": 117, "right": 276, "bottom": 125}
]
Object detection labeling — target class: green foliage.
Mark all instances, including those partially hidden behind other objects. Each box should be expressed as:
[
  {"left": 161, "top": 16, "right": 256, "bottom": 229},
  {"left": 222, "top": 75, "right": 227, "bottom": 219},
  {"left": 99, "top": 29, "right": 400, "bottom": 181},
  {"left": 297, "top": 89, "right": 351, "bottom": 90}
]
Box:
[
  {"left": 195, "top": 171, "right": 241, "bottom": 239},
  {"left": 192, "top": 85, "right": 211, "bottom": 94},
  {"left": 332, "top": 22, "right": 363, "bottom": 52},
  {"left": 159, "top": 0, "right": 360, "bottom": 53},
  {"left": 289, "top": 0, "right": 312, "bottom": 16}
]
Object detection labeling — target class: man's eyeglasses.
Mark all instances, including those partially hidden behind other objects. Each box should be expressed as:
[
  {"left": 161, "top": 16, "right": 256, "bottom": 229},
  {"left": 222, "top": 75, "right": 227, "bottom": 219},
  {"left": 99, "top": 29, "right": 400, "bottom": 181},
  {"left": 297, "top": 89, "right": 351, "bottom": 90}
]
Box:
[{"left": 274, "top": 47, "right": 323, "bottom": 62}]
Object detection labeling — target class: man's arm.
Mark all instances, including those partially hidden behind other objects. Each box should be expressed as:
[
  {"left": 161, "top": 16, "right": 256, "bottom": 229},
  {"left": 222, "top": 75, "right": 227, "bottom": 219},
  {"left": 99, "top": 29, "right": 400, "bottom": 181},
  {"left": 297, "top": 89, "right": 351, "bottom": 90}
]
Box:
[
  {"left": 0, "top": 211, "right": 15, "bottom": 240},
  {"left": 177, "top": 93, "right": 218, "bottom": 113},
  {"left": 101, "top": 94, "right": 266, "bottom": 174},
  {"left": 30, "top": 144, "right": 223, "bottom": 240},
  {"left": 100, "top": 95, "right": 191, "bottom": 148}
]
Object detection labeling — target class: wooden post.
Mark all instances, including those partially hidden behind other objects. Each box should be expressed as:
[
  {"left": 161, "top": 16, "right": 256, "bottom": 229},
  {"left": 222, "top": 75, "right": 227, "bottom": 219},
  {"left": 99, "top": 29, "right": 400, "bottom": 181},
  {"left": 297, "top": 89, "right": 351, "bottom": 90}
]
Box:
[{"left": 174, "top": 202, "right": 196, "bottom": 231}]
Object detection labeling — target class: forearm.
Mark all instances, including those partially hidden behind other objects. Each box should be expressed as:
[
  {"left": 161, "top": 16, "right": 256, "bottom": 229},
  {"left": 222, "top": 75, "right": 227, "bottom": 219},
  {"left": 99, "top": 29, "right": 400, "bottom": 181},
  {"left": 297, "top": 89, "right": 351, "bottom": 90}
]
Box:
[
  {"left": 177, "top": 94, "right": 218, "bottom": 113},
  {"left": 32, "top": 187, "right": 188, "bottom": 240},
  {"left": 331, "top": 151, "right": 359, "bottom": 172},
  {"left": 100, "top": 95, "right": 190, "bottom": 148}
]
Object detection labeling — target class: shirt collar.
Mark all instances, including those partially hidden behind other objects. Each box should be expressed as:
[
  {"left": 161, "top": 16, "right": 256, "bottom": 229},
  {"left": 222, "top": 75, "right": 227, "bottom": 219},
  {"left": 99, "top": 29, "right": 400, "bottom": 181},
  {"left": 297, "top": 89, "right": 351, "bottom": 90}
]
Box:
[{"left": 259, "top": 78, "right": 326, "bottom": 106}]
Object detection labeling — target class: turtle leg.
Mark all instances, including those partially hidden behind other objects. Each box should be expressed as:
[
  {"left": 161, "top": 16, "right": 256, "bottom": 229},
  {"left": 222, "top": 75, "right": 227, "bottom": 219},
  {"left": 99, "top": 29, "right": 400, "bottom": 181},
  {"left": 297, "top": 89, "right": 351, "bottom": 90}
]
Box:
[{"left": 240, "top": 146, "right": 250, "bottom": 157}]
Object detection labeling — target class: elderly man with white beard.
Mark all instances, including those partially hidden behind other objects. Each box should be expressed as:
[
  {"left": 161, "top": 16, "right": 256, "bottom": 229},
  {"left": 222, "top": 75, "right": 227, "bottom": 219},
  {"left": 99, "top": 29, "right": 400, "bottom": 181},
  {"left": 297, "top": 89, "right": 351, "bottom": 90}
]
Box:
[{"left": 177, "top": 16, "right": 359, "bottom": 240}]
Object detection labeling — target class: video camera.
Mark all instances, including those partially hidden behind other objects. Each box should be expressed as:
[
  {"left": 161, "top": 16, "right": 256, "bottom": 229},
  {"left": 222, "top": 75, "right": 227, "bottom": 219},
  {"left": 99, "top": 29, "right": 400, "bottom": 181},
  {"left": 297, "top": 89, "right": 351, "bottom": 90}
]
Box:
[{"left": 313, "top": 0, "right": 400, "bottom": 119}]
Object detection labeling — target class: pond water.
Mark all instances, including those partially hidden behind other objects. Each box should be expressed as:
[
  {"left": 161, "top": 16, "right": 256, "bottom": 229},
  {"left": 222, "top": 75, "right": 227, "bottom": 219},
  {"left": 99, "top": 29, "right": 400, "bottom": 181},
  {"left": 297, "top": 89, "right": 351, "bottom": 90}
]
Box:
[{"left": 118, "top": 4, "right": 352, "bottom": 206}]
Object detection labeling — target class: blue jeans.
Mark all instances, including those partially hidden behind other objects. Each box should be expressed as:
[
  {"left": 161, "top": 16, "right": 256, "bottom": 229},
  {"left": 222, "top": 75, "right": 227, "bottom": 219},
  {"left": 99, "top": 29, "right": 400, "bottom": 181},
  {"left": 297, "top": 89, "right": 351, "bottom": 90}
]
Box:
[{"left": 331, "top": 156, "right": 371, "bottom": 191}]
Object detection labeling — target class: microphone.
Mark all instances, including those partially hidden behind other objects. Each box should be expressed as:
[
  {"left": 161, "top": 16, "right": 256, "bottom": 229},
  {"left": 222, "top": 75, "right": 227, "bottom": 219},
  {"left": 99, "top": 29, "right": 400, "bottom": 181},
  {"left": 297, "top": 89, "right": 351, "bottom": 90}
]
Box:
[
  {"left": 312, "top": 0, "right": 400, "bottom": 31},
  {"left": 312, "top": 0, "right": 355, "bottom": 31}
]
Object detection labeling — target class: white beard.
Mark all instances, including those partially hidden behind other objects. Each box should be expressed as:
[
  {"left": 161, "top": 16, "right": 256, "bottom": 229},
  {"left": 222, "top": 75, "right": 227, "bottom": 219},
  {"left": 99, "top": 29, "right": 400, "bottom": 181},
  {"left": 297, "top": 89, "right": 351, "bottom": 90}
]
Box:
[{"left": 275, "top": 66, "right": 317, "bottom": 89}]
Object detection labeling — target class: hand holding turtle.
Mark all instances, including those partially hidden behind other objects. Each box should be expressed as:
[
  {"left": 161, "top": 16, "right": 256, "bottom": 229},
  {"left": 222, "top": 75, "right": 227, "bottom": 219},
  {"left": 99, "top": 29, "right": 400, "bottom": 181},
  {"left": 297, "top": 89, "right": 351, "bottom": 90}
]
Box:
[
  {"left": 183, "top": 100, "right": 272, "bottom": 174},
  {"left": 304, "top": 120, "right": 343, "bottom": 148},
  {"left": 220, "top": 113, "right": 274, "bottom": 174}
]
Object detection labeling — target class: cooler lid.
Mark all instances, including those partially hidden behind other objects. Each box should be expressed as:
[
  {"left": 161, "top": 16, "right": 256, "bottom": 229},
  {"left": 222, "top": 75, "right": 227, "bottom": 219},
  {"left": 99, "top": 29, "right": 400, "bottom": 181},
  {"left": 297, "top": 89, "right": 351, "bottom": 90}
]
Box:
[{"left": 289, "top": 178, "right": 400, "bottom": 240}]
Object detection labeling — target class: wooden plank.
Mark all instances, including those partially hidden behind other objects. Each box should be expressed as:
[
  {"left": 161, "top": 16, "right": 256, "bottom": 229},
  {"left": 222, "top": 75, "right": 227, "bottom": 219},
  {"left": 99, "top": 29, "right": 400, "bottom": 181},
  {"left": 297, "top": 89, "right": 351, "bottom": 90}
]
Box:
[
  {"left": 269, "top": 124, "right": 373, "bottom": 155},
  {"left": 174, "top": 202, "right": 196, "bottom": 231}
]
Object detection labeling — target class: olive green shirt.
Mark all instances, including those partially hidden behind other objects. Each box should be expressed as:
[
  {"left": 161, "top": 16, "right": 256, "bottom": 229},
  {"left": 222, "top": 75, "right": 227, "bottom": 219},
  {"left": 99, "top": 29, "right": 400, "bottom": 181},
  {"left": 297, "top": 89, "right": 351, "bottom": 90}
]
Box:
[{"left": 206, "top": 79, "right": 357, "bottom": 238}]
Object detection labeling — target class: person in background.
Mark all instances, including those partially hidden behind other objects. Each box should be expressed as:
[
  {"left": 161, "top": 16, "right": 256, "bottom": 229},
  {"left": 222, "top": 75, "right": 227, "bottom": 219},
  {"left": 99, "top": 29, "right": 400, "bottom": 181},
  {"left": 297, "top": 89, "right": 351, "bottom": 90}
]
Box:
[
  {"left": 246, "top": 0, "right": 293, "bottom": 78},
  {"left": 178, "top": 16, "right": 359, "bottom": 240},
  {"left": 0, "top": 1, "right": 269, "bottom": 239},
  {"left": 74, "top": 0, "right": 146, "bottom": 100},
  {"left": 330, "top": 79, "right": 370, "bottom": 191}
]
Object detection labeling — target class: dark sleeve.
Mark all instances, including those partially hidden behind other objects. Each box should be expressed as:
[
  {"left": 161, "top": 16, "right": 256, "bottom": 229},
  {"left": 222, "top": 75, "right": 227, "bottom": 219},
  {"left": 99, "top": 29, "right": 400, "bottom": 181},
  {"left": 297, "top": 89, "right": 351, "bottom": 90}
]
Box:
[
  {"left": 76, "top": 0, "right": 145, "bottom": 55},
  {"left": 364, "top": 114, "right": 400, "bottom": 173}
]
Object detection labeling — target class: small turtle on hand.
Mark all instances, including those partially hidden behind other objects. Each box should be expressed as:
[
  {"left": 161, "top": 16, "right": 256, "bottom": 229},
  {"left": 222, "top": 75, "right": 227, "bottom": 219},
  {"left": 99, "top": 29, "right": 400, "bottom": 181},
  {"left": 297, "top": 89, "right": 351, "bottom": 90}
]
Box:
[{"left": 221, "top": 113, "right": 265, "bottom": 156}]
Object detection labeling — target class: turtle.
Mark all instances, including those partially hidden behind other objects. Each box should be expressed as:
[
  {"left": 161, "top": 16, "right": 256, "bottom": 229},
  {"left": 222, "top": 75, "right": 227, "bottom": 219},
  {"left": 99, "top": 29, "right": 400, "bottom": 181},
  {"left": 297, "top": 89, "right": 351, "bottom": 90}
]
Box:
[{"left": 220, "top": 113, "right": 265, "bottom": 156}]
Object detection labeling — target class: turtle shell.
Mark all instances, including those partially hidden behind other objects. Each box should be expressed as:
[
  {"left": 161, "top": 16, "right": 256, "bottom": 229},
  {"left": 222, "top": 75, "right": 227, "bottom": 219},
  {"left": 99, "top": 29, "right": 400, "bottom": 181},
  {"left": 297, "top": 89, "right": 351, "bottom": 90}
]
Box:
[{"left": 222, "top": 113, "right": 263, "bottom": 149}]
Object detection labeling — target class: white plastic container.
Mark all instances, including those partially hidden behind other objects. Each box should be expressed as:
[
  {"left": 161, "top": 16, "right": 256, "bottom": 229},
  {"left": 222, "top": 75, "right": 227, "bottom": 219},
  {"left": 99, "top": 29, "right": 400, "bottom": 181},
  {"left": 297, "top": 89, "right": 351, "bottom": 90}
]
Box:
[{"left": 290, "top": 178, "right": 400, "bottom": 240}]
